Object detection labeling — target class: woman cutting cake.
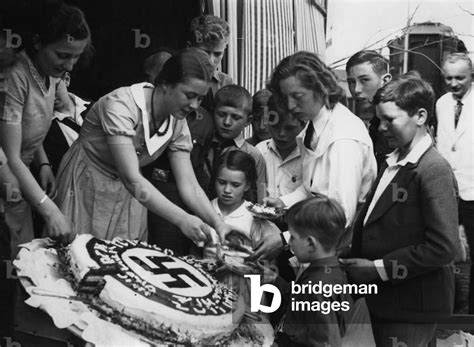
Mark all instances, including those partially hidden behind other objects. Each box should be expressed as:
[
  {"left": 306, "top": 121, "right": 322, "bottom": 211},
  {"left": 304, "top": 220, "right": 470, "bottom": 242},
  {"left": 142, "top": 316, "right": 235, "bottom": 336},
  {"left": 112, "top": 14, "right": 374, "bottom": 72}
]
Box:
[{"left": 55, "top": 48, "right": 231, "bottom": 244}]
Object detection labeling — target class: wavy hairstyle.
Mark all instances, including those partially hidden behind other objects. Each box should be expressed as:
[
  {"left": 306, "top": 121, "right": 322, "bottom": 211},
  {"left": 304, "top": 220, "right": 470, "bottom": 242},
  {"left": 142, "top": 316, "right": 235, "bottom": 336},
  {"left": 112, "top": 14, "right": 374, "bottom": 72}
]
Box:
[
  {"left": 269, "top": 51, "right": 345, "bottom": 110},
  {"left": 189, "top": 15, "right": 230, "bottom": 45}
]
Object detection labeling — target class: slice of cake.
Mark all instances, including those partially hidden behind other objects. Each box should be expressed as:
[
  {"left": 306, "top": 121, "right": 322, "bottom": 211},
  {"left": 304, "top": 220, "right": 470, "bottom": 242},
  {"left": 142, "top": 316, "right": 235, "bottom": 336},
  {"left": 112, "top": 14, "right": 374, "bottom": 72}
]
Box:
[{"left": 68, "top": 234, "right": 245, "bottom": 344}]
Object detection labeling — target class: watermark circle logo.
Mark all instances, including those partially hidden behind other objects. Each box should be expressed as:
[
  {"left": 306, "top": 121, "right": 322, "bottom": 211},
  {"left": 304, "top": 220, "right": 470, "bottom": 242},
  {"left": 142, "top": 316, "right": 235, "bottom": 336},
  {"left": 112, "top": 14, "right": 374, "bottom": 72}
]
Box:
[{"left": 121, "top": 248, "right": 212, "bottom": 297}]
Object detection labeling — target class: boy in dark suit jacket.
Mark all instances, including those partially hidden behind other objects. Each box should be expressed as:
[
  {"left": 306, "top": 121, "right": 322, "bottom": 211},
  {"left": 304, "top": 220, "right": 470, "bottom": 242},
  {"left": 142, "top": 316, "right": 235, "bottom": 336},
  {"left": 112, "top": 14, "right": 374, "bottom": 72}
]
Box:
[
  {"left": 263, "top": 196, "right": 354, "bottom": 347},
  {"left": 340, "top": 74, "right": 458, "bottom": 346}
]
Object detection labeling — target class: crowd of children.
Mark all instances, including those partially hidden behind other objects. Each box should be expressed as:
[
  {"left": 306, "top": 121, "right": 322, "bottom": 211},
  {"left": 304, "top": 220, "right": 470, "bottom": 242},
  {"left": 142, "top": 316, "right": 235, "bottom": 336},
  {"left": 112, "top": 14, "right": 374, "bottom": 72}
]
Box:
[{"left": 0, "top": 3, "right": 472, "bottom": 347}]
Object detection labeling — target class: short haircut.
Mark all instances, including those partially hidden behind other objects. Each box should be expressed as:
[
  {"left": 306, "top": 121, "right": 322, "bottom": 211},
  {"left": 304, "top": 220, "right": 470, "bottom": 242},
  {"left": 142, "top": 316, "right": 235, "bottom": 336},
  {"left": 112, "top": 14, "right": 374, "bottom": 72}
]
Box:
[
  {"left": 269, "top": 51, "right": 345, "bottom": 110},
  {"left": 443, "top": 52, "right": 472, "bottom": 70},
  {"left": 286, "top": 195, "right": 346, "bottom": 252},
  {"left": 373, "top": 72, "right": 435, "bottom": 119},
  {"left": 189, "top": 15, "right": 230, "bottom": 45},
  {"left": 214, "top": 84, "right": 252, "bottom": 116},
  {"left": 346, "top": 50, "right": 389, "bottom": 76},
  {"left": 155, "top": 47, "right": 214, "bottom": 86},
  {"left": 252, "top": 89, "right": 272, "bottom": 118}
]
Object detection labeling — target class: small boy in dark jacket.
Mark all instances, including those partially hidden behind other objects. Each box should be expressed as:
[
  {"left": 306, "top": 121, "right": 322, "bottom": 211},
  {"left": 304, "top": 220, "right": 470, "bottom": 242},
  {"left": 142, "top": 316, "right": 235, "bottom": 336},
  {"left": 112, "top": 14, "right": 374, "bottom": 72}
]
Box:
[{"left": 263, "top": 196, "right": 353, "bottom": 346}]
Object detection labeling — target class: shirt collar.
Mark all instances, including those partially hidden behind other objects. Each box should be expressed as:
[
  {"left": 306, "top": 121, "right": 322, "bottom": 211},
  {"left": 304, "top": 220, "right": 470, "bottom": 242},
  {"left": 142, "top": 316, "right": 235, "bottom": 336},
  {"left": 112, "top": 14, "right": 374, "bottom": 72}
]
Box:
[
  {"left": 52, "top": 93, "right": 90, "bottom": 121},
  {"left": 212, "top": 199, "right": 247, "bottom": 218},
  {"left": 308, "top": 255, "right": 340, "bottom": 268},
  {"left": 212, "top": 70, "right": 220, "bottom": 82},
  {"left": 53, "top": 111, "right": 69, "bottom": 121},
  {"left": 267, "top": 139, "right": 279, "bottom": 153},
  {"left": 453, "top": 85, "right": 472, "bottom": 104},
  {"left": 386, "top": 133, "right": 432, "bottom": 168},
  {"left": 212, "top": 136, "right": 237, "bottom": 148},
  {"left": 311, "top": 105, "right": 330, "bottom": 138},
  {"left": 268, "top": 139, "right": 301, "bottom": 161},
  {"left": 212, "top": 70, "right": 227, "bottom": 84},
  {"left": 233, "top": 133, "right": 245, "bottom": 148},
  {"left": 298, "top": 256, "right": 340, "bottom": 277}
]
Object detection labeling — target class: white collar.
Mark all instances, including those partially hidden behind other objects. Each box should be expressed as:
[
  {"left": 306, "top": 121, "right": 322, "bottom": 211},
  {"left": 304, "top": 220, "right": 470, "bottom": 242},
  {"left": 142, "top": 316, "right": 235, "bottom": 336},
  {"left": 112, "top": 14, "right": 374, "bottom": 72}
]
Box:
[
  {"left": 451, "top": 85, "right": 472, "bottom": 104},
  {"left": 268, "top": 139, "right": 301, "bottom": 162},
  {"left": 212, "top": 198, "right": 248, "bottom": 218},
  {"left": 233, "top": 133, "right": 245, "bottom": 148},
  {"left": 130, "top": 82, "right": 174, "bottom": 156},
  {"left": 386, "top": 133, "right": 432, "bottom": 168},
  {"left": 310, "top": 105, "right": 330, "bottom": 138},
  {"left": 53, "top": 93, "right": 90, "bottom": 121}
]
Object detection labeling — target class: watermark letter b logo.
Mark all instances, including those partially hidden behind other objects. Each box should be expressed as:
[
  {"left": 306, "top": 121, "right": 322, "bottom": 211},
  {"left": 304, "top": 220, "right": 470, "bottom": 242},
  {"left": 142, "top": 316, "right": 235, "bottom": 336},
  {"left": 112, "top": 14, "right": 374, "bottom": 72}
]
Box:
[
  {"left": 132, "top": 29, "right": 150, "bottom": 48},
  {"left": 391, "top": 260, "right": 408, "bottom": 279},
  {"left": 244, "top": 274, "right": 281, "bottom": 313},
  {"left": 4, "top": 29, "right": 22, "bottom": 49},
  {"left": 391, "top": 183, "right": 407, "bottom": 202}
]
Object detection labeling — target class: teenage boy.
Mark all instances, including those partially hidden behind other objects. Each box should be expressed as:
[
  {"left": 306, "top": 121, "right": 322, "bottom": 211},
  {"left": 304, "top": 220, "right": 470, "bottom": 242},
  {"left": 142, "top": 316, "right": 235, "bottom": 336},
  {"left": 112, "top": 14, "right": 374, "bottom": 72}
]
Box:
[
  {"left": 263, "top": 196, "right": 353, "bottom": 347},
  {"left": 346, "top": 50, "right": 393, "bottom": 168},
  {"left": 341, "top": 74, "right": 458, "bottom": 346},
  {"left": 205, "top": 85, "right": 267, "bottom": 202},
  {"left": 256, "top": 94, "right": 304, "bottom": 199},
  {"left": 436, "top": 52, "right": 474, "bottom": 313},
  {"left": 189, "top": 14, "right": 233, "bottom": 113},
  {"left": 256, "top": 94, "right": 305, "bottom": 282},
  {"left": 188, "top": 15, "right": 233, "bottom": 187}
]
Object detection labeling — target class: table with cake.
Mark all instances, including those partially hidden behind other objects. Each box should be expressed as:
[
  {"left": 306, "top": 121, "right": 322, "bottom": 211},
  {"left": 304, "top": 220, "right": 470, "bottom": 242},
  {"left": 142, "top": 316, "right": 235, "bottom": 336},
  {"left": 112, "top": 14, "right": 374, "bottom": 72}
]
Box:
[{"left": 13, "top": 231, "right": 276, "bottom": 346}]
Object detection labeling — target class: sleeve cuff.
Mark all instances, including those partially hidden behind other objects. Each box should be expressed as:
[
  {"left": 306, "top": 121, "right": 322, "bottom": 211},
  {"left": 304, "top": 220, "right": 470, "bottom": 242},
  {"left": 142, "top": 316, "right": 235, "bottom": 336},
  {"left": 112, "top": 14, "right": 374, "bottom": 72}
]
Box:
[
  {"left": 374, "top": 259, "right": 389, "bottom": 281},
  {"left": 282, "top": 231, "right": 290, "bottom": 244},
  {"left": 279, "top": 187, "right": 308, "bottom": 207}
]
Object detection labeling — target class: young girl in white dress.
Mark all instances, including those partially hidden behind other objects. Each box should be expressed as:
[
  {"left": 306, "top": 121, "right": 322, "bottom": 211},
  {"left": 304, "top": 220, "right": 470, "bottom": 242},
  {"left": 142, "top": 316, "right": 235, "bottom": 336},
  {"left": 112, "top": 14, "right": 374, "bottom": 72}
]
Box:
[{"left": 206, "top": 150, "right": 279, "bottom": 310}]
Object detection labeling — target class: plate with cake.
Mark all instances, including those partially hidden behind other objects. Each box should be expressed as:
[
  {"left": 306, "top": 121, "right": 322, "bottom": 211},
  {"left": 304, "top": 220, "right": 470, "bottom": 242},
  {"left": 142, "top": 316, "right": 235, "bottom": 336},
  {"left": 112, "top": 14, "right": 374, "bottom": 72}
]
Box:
[{"left": 245, "top": 202, "right": 287, "bottom": 220}]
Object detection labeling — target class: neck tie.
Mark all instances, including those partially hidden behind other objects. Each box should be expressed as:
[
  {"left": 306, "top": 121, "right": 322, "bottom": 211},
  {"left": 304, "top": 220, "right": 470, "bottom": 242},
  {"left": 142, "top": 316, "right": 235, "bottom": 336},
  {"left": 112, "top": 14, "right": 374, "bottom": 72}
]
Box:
[
  {"left": 59, "top": 117, "right": 81, "bottom": 133},
  {"left": 454, "top": 100, "right": 463, "bottom": 128},
  {"left": 304, "top": 121, "right": 315, "bottom": 150},
  {"left": 212, "top": 140, "right": 234, "bottom": 168}
]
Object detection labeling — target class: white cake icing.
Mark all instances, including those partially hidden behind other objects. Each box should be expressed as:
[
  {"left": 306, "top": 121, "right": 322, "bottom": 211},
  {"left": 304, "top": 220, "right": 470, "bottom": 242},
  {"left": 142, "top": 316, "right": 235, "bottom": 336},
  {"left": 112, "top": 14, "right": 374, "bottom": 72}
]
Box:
[
  {"left": 68, "top": 234, "right": 244, "bottom": 343},
  {"left": 69, "top": 234, "right": 100, "bottom": 281}
]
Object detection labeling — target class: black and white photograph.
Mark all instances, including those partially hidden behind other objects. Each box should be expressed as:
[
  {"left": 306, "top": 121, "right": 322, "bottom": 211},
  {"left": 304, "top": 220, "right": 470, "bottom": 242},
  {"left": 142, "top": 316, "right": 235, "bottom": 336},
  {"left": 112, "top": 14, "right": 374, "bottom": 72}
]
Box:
[{"left": 0, "top": 0, "right": 473, "bottom": 346}]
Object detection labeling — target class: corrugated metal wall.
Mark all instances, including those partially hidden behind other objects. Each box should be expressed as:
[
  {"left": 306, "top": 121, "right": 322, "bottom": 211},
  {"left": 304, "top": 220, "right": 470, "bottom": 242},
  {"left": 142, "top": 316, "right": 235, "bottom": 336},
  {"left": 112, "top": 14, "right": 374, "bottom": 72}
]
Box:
[{"left": 209, "top": 0, "right": 326, "bottom": 137}]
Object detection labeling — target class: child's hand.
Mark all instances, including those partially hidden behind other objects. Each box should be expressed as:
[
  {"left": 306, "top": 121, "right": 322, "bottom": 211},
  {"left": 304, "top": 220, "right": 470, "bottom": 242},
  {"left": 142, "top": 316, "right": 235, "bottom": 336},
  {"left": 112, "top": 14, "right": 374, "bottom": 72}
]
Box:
[
  {"left": 213, "top": 221, "right": 234, "bottom": 244},
  {"left": 247, "top": 232, "right": 283, "bottom": 261}
]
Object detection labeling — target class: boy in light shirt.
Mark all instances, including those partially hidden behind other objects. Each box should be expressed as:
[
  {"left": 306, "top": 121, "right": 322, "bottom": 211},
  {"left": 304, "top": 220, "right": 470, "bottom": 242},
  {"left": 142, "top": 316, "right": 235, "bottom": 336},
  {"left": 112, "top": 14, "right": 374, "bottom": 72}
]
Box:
[{"left": 256, "top": 94, "right": 305, "bottom": 200}]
